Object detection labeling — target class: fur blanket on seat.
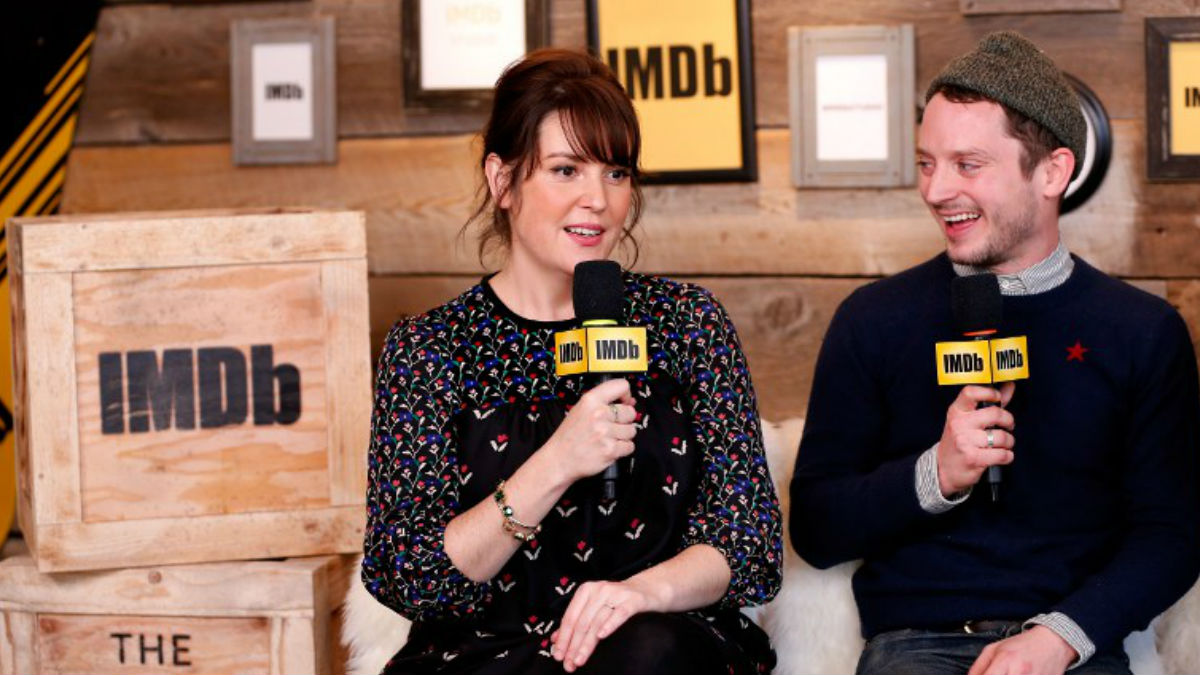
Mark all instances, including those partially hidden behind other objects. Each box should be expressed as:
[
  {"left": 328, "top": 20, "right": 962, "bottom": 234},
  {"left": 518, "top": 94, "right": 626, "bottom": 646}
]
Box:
[{"left": 342, "top": 418, "right": 1199, "bottom": 675}]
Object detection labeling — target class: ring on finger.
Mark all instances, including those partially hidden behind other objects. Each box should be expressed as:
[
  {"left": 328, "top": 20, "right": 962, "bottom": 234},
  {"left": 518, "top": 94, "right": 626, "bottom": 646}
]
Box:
[
  {"left": 986, "top": 429, "right": 995, "bottom": 449},
  {"left": 609, "top": 404, "right": 619, "bottom": 423}
]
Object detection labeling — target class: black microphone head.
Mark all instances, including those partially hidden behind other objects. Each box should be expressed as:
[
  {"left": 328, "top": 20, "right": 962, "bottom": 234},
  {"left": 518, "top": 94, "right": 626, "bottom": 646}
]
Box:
[
  {"left": 573, "top": 260, "right": 624, "bottom": 323},
  {"left": 951, "top": 273, "right": 1002, "bottom": 335}
]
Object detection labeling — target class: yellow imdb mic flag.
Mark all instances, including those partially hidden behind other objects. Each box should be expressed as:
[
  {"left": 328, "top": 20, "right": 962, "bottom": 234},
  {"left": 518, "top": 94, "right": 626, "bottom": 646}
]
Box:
[
  {"left": 555, "top": 326, "right": 648, "bottom": 377},
  {"left": 936, "top": 337, "right": 1030, "bottom": 386}
]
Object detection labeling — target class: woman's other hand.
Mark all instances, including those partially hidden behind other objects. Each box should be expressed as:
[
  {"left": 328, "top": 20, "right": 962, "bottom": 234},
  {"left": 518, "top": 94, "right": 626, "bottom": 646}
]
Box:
[{"left": 550, "top": 577, "right": 662, "bottom": 672}]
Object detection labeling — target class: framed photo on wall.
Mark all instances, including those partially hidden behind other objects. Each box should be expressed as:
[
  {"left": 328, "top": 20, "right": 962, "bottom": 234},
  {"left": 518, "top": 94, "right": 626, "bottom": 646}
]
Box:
[
  {"left": 587, "top": 0, "right": 757, "bottom": 183},
  {"left": 231, "top": 16, "right": 336, "bottom": 165},
  {"left": 402, "top": 0, "right": 550, "bottom": 111},
  {"left": 1146, "top": 18, "right": 1200, "bottom": 181},
  {"left": 788, "top": 24, "right": 915, "bottom": 188}
]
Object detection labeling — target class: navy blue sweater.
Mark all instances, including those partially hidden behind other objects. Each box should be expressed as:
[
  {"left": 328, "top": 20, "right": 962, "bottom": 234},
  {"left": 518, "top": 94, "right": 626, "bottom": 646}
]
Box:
[{"left": 790, "top": 254, "right": 1200, "bottom": 652}]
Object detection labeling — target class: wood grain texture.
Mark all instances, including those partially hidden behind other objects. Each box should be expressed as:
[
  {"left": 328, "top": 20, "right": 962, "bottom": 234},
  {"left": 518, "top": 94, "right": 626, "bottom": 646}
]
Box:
[
  {"left": 322, "top": 259, "right": 372, "bottom": 506},
  {"left": 35, "top": 614, "right": 271, "bottom": 675},
  {"left": 959, "top": 0, "right": 1121, "bottom": 14},
  {"left": 16, "top": 272, "right": 81, "bottom": 526},
  {"left": 11, "top": 211, "right": 371, "bottom": 571},
  {"left": 76, "top": 0, "right": 586, "bottom": 144},
  {"left": 0, "top": 611, "right": 36, "bottom": 675},
  {"left": 0, "top": 554, "right": 342, "bottom": 614},
  {"left": 72, "top": 263, "right": 331, "bottom": 523},
  {"left": 11, "top": 210, "right": 365, "bottom": 273},
  {"left": 31, "top": 507, "right": 364, "bottom": 572},
  {"left": 73, "top": 0, "right": 1200, "bottom": 144},
  {"left": 60, "top": 122, "right": 1200, "bottom": 278},
  {"left": 0, "top": 554, "right": 350, "bottom": 675}
]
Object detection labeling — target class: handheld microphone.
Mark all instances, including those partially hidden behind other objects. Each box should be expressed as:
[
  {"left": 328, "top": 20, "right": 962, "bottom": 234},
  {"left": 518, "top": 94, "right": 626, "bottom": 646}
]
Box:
[
  {"left": 951, "top": 274, "right": 1005, "bottom": 502},
  {"left": 558, "top": 261, "right": 648, "bottom": 501}
]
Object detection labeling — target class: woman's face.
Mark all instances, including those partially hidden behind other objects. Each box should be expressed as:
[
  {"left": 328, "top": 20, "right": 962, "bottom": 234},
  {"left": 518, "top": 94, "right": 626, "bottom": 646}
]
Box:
[{"left": 495, "top": 111, "right": 633, "bottom": 281}]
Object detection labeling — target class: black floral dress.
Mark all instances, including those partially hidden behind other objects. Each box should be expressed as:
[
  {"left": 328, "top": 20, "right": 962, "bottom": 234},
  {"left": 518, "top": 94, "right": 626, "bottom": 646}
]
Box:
[{"left": 362, "top": 273, "right": 782, "bottom": 674}]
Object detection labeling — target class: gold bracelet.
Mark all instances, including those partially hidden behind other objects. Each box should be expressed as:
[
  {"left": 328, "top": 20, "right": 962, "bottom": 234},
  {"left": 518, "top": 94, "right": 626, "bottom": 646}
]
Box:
[{"left": 494, "top": 480, "right": 541, "bottom": 541}]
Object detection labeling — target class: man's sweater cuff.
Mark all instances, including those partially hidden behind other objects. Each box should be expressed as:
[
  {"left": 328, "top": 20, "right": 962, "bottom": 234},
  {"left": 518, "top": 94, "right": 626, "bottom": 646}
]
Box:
[
  {"left": 1025, "top": 612, "right": 1096, "bottom": 668},
  {"left": 916, "top": 445, "right": 971, "bottom": 513}
]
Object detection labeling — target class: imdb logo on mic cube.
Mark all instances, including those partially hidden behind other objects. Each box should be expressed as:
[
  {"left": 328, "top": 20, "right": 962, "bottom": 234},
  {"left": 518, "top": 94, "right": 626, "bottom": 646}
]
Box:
[
  {"left": 8, "top": 209, "right": 371, "bottom": 572},
  {"left": 0, "top": 549, "right": 351, "bottom": 675}
]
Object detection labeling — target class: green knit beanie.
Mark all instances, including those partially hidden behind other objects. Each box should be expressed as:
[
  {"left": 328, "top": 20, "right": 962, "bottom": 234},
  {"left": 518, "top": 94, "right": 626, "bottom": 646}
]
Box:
[{"left": 926, "top": 31, "right": 1086, "bottom": 178}]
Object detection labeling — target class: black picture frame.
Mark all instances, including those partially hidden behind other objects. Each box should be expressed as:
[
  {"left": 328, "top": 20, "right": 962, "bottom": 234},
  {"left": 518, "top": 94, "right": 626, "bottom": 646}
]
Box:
[
  {"left": 402, "top": 0, "right": 550, "bottom": 111},
  {"left": 1061, "top": 73, "right": 1111, "bottom": 214},
  {"left": 586, "top": 0, "right": 757, "bottom": 184},
  {"left": 1145, "top": 18, "right": 1200, "bottom": 181}
]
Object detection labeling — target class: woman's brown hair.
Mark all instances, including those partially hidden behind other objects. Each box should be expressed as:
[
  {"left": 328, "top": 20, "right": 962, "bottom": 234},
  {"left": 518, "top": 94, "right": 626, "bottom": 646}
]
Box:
[{"left": 465, "top": 48, "right": 643, "bottom": 266}]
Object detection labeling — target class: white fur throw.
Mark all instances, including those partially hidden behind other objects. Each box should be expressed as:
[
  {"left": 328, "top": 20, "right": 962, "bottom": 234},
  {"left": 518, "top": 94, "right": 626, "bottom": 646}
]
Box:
[{"left": 341, "top": 418, "right": 1199, "bottom": 675}]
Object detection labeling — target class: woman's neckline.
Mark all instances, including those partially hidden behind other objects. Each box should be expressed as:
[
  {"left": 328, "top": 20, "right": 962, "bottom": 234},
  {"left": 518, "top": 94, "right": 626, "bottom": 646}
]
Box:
[{"left": 479, "top": 274, "right": 579, "bottom": 330}]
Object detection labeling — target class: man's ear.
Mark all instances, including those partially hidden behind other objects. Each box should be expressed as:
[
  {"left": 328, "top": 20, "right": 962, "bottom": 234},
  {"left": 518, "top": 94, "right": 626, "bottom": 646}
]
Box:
[
  {"left": 1042, "top": 147, "right": 1076, "bottom": 200},
  {"left": 485, "top": 153, "right": 513, "bottom": 209}
]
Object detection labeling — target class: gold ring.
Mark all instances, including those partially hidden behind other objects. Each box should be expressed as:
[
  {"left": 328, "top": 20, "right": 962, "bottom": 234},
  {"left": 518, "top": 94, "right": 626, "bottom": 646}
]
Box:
[{"left": 610, "top": 404, "right": 619, "bottom": 422}]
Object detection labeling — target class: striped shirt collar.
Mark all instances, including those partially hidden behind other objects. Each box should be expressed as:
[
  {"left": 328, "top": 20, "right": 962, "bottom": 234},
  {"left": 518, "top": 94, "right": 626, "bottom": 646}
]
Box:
[{"left": 951, "top": 242, "right": 1074, "bottom": 296}]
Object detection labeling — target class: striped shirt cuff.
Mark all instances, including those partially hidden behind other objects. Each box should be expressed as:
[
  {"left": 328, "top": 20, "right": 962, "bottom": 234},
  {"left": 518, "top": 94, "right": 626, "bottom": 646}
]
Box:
[
  {"left": 916, "top": 445, "right": 971, "bottom": 513},
  {"left": 1025, "top": 612, "right": 1096, "bottom": 668}
]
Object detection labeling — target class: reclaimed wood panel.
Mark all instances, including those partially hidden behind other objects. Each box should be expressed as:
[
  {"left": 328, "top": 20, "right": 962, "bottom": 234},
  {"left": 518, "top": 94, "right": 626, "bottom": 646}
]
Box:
[
  {"left": 76, "top": 0, "right": 586, "bottom": 144},
  {"left": 60, "top": 122, "right": 1200, "bottom": 279},
  {"left": 752, "top": 0, "right": 1198, "bottom": 126},
  {"left": 74, "top": 0, "right": 1199, "bottom": 144}
]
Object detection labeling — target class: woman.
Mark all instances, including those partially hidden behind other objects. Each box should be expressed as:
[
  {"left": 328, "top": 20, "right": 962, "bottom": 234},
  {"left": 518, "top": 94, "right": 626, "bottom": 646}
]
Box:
[{"left": 362, "top": 48, "right": 781, "bottom": 675}]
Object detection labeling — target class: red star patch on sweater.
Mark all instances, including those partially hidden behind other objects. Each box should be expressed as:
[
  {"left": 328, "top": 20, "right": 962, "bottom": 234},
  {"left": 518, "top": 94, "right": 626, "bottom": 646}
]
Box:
[{"left": 1066, "top": 340, "right": 1089, "bottom": 362}]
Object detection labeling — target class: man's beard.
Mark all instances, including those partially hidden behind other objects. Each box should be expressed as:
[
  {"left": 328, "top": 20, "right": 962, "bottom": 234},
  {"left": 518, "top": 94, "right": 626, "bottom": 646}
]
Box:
[{"left": 948, "top": 197, "right": 1038, "bottom": 269}]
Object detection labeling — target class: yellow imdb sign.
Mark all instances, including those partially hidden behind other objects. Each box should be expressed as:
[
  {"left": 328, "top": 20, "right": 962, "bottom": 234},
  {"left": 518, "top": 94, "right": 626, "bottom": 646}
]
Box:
[
  {"left": 1170, "top": 41, "right": 1200, "bottom": 155},
  {"left": 588, "top": 0, "right": 755, "bottom": 181}
]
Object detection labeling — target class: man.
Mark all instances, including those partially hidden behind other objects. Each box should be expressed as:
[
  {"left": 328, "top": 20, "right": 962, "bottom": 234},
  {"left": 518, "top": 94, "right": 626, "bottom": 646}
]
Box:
[{"left": 790, "top": 31, "right": 1200, "bottom": 675}]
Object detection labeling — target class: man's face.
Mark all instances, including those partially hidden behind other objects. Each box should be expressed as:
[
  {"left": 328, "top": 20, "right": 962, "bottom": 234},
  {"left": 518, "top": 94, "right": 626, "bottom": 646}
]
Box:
[{"left": 917, "top": 94, "right": 1045, "bottom": 272}]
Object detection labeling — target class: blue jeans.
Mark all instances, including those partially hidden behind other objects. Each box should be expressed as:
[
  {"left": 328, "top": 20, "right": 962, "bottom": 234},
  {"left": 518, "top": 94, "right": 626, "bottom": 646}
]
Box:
[{"left": 856, "top": 627, "right": 1133, "bottom": 675}]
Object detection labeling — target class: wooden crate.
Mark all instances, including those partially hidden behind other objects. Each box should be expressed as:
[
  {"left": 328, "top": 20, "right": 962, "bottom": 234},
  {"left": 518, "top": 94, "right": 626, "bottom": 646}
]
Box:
[
  {"left": 8, "top": 209, "right": 371, "bottom": 572},
  {"left": 0, "top": 551, "right": 351, "bottom": 675}
]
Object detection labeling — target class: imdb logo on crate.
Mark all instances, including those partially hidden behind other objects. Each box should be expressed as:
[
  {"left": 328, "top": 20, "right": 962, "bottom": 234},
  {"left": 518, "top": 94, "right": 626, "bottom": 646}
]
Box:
[{"left": 0, "top": 210, "right": 371, "bottom": 675}]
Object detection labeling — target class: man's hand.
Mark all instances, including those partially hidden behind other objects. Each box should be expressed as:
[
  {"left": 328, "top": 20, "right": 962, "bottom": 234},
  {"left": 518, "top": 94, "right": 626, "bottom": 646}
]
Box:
[
  {"left": 967, "top": 625, "right": 1077, "bottom": 675},
  {"left": 937, "top": 382, "right": 1016, "bottom": 496}
]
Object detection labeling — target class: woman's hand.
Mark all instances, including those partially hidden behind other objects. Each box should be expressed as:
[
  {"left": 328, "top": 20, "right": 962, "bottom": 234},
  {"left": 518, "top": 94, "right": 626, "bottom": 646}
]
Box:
[
  {"left": 542, "top": 378, "right": 638, "bottom": 484},
  {"left": 550, "top": 577, "right": 661, "bottom": 672}
]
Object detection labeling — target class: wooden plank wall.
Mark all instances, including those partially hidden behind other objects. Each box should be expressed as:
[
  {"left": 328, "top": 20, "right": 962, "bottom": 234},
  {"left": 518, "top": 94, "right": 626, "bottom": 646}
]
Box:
[{"left": 60, "top": 0, "right": 1200, "bottom": 421}]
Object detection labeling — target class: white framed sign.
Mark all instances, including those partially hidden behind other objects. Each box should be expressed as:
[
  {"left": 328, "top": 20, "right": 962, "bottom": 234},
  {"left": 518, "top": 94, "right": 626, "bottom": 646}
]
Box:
[
  {"left": 232, "top": 17, "right": 336, "bottom": 165},
  {"left": 402, "top": 0, "right": 549, "bottom": 110},
  {"left": 789, "top": 24, "right": 915, "bottom": 188}
]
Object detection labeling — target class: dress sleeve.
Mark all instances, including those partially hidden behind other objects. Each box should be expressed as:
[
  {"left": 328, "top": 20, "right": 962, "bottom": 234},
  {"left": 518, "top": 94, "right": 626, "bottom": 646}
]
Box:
[
  {"left": 361, "top": 319, "right": 492, "bottom": 622},
  {"left": 674, "top": 286, "right": 783, "bottom": 608}
]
